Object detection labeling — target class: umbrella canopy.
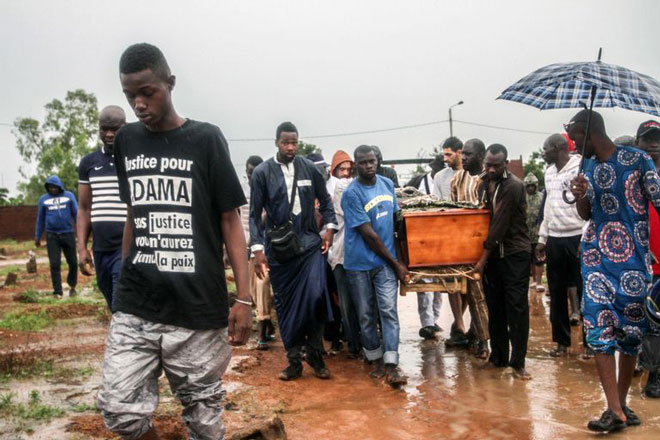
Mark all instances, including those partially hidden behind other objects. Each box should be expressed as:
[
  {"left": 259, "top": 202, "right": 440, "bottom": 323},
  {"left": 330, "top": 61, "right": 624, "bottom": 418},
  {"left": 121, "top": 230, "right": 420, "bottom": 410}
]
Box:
[{"left": 498, "top": 61, "right": 660, "bottom": 117}]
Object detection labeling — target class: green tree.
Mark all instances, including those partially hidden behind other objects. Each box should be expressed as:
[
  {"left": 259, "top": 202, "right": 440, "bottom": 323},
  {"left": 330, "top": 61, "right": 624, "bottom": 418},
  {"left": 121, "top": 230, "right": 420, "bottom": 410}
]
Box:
[
  {"left": 0, "top": 187, "right": 8, "bottom": 205},
  {"left": 13, "top": 89, "right": 99, "bottom": 204},
  {"left": 296, "top": 141, "right": 321, "bottom": 157},
  {"left": 523, "top": 149, "right": 546, "bottom": 190}
]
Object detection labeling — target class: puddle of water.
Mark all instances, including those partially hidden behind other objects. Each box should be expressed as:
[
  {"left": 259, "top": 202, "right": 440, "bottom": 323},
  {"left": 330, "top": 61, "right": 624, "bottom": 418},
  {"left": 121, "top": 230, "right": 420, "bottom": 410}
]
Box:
[{"left": 276, "top": 289, "right": 660, "bottom": 439}]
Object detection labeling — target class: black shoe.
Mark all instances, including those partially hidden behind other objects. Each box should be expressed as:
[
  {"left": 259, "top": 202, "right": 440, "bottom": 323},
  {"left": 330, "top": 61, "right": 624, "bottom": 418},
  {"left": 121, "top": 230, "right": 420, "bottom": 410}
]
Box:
[
  {"left": 449, "top": 322, "right": 459, "bottom": 338},
  {"left": 587, "top": 409, "right": 626, "bottom": 432},
  {"left": 264, "top": 319, "right": 276, "bottom": 338},
  {"left": 312, "top": 366, "right": 331, "bottom": 379},
  {"left": 384, "top": 364, "right": 408, "bottom": 388},
  {"left": 465, "top": 328, "right": 477, "bottom": 344},
  {"left": 433, "top": 324, "right": 442, "bottom": 332},
  {"left": 622, "top": 406, "right": 641, "bottom": 426},
  {"left": 278, "top": 362, "right": 303, "bottom": 381},
  {"left": 304, "top": 349, "right": 329, "bottom": 377},
  {"left": 569, "top": 312, "right": 580, "bottom": 326},
  {"left": 445, "top": 331, "right": 469, "bottom": 348},
  {"left": 418, "top": 326, "right": 436, "bottom": 340},
  {"left": 644, "top": 372, "right": 660, "bottom": 398},
  {"left": 549, "top": 344, "right": 568, "bottom": 357}
]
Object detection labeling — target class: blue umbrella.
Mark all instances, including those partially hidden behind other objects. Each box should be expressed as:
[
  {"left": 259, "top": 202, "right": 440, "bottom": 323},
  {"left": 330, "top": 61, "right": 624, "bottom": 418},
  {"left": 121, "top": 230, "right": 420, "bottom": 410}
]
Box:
[
  {"left": 498, "top": 51, "right": 660, "bottom": 117},
  {"left": 498, "top": 49, "right": 660, "bottom": 202}
]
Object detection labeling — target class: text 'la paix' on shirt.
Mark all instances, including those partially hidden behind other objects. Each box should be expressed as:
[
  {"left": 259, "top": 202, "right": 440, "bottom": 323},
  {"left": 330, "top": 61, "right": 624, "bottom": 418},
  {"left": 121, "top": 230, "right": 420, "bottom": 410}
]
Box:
[{"left": 113, "top": 120, "right": 246, "bottom": 330}]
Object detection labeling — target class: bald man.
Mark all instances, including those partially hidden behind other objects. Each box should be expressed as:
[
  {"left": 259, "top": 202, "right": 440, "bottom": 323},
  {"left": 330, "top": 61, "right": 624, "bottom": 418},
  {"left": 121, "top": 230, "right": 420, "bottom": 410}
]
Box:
[
  {"left": 77, "top": 106, "right": 127, "bottom": 307},
  {"left": 537, "top": 133, "right": 585, "bottom": 357}
]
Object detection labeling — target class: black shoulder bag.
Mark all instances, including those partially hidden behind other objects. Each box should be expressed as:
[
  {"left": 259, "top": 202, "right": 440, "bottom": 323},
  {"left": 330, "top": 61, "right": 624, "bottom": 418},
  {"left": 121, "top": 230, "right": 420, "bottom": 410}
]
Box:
[{"left": 267, "top": 162, "right": 304, "bottom": 263}]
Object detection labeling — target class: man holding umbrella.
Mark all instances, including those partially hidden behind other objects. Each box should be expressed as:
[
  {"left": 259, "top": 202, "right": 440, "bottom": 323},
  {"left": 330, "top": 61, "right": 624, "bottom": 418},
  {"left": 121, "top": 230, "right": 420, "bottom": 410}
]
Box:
[{"left": 569, "top": 110, "right": 660, "bottom": 432}]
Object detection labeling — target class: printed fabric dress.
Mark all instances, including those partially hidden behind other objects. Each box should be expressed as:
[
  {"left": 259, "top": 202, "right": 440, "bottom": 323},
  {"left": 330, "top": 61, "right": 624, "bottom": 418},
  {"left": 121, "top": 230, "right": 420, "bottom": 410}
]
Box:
[{"left": 581, "top": 146, "right": 660, "bottom": 356}]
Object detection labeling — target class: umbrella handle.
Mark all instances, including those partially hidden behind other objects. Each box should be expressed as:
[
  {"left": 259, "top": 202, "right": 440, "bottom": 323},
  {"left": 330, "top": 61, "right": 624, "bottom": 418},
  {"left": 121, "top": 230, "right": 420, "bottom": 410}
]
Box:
[{"left": 562, "top": 189, "right": 577, "bottom": 204}]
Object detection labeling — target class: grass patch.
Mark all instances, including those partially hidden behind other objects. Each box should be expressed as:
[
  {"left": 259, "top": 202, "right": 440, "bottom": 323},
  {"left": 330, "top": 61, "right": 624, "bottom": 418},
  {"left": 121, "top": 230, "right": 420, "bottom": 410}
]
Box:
[
  {"left": 0, "top": 390, "right": 66, "bottom": 421},
  {"left": 0, "top": 358, "right": 54, "bottom": 383},
  {"left": 70, "top": 402, "right": 99, "bottom": 413},
  {"left": 0, "top": 310, "right": 55, "bottom": 331},
  {"left": 0, "top": 239, "right": 34, "bottom": 255},
  {"left": 45, "top": 364, "right": 95, "bottom": 380},
  {"left": 0, "top": 264, "right": 23, "bottom": 278},
  {"left": 13, "top": 289, "right": 102, "bottom": 306}
]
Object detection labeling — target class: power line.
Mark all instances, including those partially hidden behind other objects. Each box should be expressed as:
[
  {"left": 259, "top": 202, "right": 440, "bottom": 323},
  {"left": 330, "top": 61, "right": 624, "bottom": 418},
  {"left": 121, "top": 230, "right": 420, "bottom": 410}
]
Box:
[
  {"left": 453, "top": 119, "right": 552, "bottom": 135},
  {"left": 228, "top": 120, "right": 450, "bottom": 142},
  {"left": 0, "top": 118, "right": 553, "bottom": 138}
]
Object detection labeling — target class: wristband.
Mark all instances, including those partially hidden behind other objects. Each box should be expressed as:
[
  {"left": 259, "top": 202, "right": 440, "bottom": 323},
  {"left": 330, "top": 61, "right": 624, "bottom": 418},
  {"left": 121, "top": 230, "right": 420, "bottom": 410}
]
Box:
[{"left": 235, "top": 298, "right": 253, "bottom": 306}]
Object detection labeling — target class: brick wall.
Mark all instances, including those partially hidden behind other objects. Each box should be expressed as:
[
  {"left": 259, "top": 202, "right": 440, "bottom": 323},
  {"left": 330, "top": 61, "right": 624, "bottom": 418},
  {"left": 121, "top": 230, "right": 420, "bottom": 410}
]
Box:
[{"left": 0, "top": 206, "right": 38, "bottom": 241}]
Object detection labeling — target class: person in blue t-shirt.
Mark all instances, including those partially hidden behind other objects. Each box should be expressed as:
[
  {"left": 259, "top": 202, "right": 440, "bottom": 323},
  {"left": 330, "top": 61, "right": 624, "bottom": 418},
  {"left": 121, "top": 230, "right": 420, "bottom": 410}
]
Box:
[
  {"left": 35, "top": 175, "right": 79, "bottom": 297},
  {"left": 341, "top": 145, "right": 408, "bottom": 388}
]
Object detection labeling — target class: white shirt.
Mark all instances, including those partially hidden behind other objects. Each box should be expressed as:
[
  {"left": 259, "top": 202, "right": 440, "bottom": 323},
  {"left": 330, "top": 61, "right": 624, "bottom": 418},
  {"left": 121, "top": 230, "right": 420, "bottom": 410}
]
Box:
[
  {"left": 274, "top": 155, "right": 302, "bottom": 216},
  {"left": 539, "top": 154, "right": 585, "bottom": 244},
  {"left": 328, "top": 178, "right": 352, "bottom": 269},
  {"left": 417, "top": 173, "right": 434, "bottom": 195},
  {"left": 433, "top": 167, "right": 457, "bottom": 200}
]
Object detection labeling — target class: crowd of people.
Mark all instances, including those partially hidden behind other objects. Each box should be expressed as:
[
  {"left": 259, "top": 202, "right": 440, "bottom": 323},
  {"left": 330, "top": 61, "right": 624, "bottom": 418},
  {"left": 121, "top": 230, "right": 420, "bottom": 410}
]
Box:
[{"left": 30, "top": 42, "right": 660, "bottom": 438}]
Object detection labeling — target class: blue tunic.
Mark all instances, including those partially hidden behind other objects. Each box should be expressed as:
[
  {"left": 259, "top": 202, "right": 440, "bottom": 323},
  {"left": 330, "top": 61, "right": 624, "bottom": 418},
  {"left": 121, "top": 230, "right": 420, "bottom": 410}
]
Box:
[
  {"left": 581, "top": 146, "right": 660, "bottom": 355},
  {"left": 249, "top": 156, "right": 337, "bottom": 349}
]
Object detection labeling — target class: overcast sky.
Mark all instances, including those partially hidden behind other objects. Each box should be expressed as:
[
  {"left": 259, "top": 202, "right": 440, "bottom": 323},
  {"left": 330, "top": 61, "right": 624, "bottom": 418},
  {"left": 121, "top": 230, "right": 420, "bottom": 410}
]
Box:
[{"left": 1, "top": 0, "right": 659, "bottom": 195}]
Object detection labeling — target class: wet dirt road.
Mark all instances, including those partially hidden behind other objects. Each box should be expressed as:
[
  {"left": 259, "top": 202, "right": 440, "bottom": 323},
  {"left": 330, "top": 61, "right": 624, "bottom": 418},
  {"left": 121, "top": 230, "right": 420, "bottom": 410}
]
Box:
[{"left": 254, "top": 288, "right": 660, "bottom": 440}]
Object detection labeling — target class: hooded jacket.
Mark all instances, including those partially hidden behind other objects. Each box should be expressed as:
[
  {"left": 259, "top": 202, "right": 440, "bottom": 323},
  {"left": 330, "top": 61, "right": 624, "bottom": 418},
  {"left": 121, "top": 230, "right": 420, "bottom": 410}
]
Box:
[{"left": 35, "top": 175, "right": 78, "bottom": 240}]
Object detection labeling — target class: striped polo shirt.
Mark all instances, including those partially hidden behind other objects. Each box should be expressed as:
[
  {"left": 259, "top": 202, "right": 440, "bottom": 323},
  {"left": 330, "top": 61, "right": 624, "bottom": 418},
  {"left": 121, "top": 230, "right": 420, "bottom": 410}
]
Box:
[{"left": 78, "top": 147, "right": 127, "bottom": 251}]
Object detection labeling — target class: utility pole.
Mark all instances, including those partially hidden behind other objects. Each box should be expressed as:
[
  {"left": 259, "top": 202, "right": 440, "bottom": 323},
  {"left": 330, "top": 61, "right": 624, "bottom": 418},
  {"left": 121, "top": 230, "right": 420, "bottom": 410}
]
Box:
[{"left": 448, "top": 100, "right": 464, "bottom": 137}]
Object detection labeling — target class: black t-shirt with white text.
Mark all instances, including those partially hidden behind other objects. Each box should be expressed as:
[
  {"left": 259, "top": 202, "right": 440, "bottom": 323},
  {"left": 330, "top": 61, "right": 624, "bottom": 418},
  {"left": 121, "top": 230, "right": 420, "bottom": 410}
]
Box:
[{"left": 113, "top": 120, "right": 246, "bottom": 329}]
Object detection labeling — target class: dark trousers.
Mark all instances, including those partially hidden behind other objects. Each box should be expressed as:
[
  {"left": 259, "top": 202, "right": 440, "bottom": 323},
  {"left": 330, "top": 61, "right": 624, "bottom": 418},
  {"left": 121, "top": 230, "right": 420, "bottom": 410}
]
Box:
[
  {"left": 93, "top": 249, "right": 122, "bottom": 308},
  {"left": 287, "top": 321, "right": 325, "bottom": 367},
  {"left": 546, "top": 235, "right": 582, "bottom": 347},
  {"left": 323, "top": 261, "right": 342, "bottom": 344},
  {"left": 333, "top": 264, "right": 362, "bottom": 354},
  {"left": 46, "top": 232, "right": 77, "bottom": 295},
  {"left": 484, "top": 251, "right": 530, "bottom": 369}
]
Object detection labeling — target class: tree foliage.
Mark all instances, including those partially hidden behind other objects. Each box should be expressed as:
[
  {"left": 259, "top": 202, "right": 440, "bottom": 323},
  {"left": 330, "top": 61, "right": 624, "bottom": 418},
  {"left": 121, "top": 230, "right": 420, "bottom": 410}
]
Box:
[
  {"left": 13, "top": 89, "right": 99, "bottom": 204},
  {"left": 523, "top": 149, "right": 546, "bottom": 190},
  {"left": 0, "top": 188, "right": 26, "bottom": 206},
  {"left": 296, "top": 141, "right": 321, "bottom": 157}
]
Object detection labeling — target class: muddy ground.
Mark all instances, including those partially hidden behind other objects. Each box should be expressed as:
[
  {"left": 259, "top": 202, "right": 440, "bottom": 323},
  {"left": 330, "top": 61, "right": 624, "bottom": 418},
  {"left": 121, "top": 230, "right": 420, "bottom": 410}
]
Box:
[{"left": 1, "top": 239, "right": 659, "bottom": 439}]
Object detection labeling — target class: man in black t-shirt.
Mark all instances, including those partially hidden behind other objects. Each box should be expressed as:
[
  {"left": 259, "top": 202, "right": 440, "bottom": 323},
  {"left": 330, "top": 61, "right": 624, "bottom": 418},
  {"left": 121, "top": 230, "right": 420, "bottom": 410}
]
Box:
[
  {"left": 77, "top": 105, "right": 127, "bottom": 308},
  {"left": 97, "top": 43, "right": 251, "bottom": 440}
]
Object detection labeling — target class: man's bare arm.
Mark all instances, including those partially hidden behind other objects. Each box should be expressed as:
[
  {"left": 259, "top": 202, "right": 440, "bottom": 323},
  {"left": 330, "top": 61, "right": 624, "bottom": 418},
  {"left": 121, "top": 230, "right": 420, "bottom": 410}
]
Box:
[
  {"left": 357, "top": 222, "right": 408, "bottom": 281},
  {"left": 76, "top": 184, "right": 94, "bottom": 275},
  {"left": 222, "top": 209, "right": 252, "bottom": 346}
]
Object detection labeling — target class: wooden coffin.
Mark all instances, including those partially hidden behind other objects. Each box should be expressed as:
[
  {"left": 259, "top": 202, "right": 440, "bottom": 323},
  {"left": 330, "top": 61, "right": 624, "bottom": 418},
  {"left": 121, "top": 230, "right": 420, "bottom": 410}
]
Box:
[{"left": 401, "top": 209, "right": 490, "bottom": 268}]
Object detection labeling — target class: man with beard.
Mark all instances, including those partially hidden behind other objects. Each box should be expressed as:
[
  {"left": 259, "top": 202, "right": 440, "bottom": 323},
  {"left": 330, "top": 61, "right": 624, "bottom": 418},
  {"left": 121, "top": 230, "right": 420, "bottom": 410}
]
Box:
[
  {"left": 474, "top": 144, "right": 532, "bottom": 380},
  {"left": 250, "top": 121, "right": 337, "bottom": 381},
  {"left": 448, "top": 139, "right": 490, "bottom": 358}
]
